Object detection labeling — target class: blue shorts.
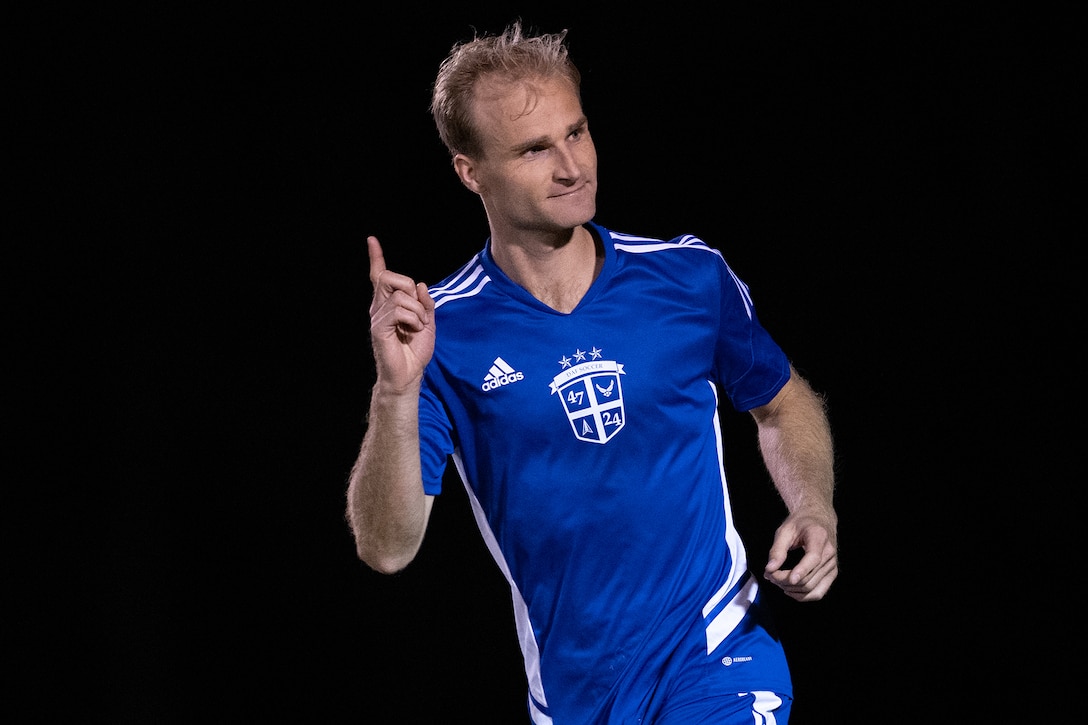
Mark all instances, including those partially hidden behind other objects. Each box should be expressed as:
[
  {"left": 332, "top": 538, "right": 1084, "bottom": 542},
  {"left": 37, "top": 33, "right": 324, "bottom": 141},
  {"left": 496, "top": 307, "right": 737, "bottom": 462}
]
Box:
[
  {"left": 655, "top": 690, "right": 793, "bottom": 724},
  {"left": 528, "top": 587, "right": 793, "bottom": 723},
  {"left": 529, "top": 687, "right": 792, "bottom": 724}
]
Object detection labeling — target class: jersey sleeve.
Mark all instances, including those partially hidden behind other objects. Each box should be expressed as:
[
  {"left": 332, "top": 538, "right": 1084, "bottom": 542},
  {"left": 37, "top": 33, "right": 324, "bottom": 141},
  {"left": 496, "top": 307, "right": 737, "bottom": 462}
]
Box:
[
  {"left": 713, "top": 258, "right": 791, "bottom": 411},
  {"left": 417, "top": 379, "right": 453, "bottom": 495}
]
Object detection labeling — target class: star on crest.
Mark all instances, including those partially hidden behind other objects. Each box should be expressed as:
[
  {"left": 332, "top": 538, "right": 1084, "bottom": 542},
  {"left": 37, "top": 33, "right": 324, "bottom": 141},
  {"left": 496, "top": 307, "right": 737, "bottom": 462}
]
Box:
[{"left": 558, "top": 346, "right": 605, "bottom": 368}]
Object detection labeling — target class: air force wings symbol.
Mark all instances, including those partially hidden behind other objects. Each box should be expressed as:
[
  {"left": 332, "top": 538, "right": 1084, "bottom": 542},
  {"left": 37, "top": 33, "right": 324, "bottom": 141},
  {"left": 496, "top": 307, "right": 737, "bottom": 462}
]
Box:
[{"left": 550, "top": 358, "right": 626, "bottom": 444}]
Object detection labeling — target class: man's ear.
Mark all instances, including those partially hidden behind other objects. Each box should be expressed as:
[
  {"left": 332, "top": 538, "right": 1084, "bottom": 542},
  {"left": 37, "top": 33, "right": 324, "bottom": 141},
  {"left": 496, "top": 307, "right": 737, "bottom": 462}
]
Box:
[{"left": 453, "top": 153, "right": 481, "bottom": 194}]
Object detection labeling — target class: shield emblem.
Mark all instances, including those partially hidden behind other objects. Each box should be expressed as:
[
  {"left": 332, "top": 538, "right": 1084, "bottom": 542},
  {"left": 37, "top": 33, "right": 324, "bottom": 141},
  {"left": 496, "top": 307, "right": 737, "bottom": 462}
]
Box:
[{"left": 550, "top": 360, "right": 626, "bottom": 444}]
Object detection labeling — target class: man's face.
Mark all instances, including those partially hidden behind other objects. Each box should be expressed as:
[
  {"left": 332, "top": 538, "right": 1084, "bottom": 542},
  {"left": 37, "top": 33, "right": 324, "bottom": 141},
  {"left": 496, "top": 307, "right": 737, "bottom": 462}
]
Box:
[{"left": 458, "top": 74, "right": 598, "bottom": 237}]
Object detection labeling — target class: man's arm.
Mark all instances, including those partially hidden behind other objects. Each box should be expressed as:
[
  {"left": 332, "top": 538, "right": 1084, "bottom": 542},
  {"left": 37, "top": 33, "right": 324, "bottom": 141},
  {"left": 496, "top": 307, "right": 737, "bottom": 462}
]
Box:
[
  {"left": 750, "top": 365, "right": 838, "bottom": 601},
  {"left": 345, "top": 236, "right": 437, "bottom": 574}
]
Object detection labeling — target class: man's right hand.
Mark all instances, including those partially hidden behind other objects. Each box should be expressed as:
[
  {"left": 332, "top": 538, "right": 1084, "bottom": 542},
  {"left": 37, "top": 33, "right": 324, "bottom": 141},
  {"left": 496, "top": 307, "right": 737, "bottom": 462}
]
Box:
[{"left": 367, "top": 235, "right": 436, "bottom": 393}]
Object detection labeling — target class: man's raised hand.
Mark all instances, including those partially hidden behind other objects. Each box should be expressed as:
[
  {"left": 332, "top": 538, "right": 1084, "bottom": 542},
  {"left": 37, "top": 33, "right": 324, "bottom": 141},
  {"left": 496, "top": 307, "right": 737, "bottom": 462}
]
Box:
[{"left": 366, "top": 235, "right": 436, "bottom": 393}]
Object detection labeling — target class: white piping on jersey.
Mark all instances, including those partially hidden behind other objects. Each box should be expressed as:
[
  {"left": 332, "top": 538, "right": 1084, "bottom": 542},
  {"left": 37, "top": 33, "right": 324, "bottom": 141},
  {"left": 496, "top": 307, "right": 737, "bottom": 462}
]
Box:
[
  {"left": 610, "top": 231, "right": 754, "bottom": 320},
  {"left": 724, "top": 265, "right": 755, "bottom": 320},
  {"left": 430, "top": 255, "right": 492, "bottom": 310},
  {"left": 611, "top": 231, "right": 721, "bottom": 256},
  {"left": 528, "top": 698, "right": 553, "bottom": 725},
  {"left": 451, "top": 450, "right": 549, "bottom": 709},
  {"left": 432, "top": 275, "right": 491, "bottom": 310},
  {"left": 702, "top": 380, "right": 756, "bottom": 654},
  {"left": 751, "top": 691, "right": 784, "bottom": 724},
  {"left": 705, "top": 575, "right": 759, "bottom": 655},
  {"left": 613, "top": 232, "right": 713, "bottom": 252}
]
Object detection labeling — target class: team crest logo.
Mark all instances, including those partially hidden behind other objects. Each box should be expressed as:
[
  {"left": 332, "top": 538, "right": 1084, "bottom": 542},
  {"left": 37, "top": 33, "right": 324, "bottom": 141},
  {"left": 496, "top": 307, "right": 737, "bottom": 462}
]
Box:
[{"left": 549, "top": 346, "right": 626, "bottom": 444}]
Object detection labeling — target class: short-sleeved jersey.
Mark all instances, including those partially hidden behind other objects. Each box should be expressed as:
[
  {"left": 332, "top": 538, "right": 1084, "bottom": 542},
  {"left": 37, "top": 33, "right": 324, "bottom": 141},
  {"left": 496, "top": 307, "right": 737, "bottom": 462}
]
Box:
[{"left": 419, "top": 222, "right": 793, "bottom": 723}]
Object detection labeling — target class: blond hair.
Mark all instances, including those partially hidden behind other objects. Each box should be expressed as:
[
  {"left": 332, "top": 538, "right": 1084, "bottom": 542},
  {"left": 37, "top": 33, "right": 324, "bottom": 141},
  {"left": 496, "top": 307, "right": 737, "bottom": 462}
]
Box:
[{"left": 430, "top": 20, "right": 582, "bottom": 158}]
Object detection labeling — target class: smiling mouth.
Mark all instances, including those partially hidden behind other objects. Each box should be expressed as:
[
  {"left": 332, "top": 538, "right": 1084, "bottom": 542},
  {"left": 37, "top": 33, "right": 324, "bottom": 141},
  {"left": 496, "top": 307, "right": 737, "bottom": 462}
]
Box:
[{"left": 552, "top": 183, "right": 590, "bottom": 199}]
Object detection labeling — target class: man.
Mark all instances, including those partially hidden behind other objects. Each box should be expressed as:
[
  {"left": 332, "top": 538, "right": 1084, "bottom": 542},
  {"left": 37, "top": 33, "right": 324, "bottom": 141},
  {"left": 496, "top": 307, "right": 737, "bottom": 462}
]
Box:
[{"left": 347, "top": 20, "right": 838, "bottom": 724}]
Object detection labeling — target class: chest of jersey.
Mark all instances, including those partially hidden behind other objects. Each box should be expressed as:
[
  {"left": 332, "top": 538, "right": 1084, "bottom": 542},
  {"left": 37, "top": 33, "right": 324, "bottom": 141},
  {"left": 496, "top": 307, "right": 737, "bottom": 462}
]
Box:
[{"left": 434, "top": 268, "right": 719, "bottom": 450}]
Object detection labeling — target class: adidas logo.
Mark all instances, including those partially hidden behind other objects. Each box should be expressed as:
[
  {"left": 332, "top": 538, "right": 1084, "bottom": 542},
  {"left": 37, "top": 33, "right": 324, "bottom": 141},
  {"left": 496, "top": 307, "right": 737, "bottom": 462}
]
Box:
[{"left": 481, "top": 357, "right": 525, "bottom": 392}]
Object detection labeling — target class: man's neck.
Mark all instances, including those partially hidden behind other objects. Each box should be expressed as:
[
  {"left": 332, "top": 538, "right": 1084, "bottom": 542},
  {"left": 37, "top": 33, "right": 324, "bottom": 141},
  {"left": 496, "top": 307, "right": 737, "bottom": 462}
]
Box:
[{"left": 490, "top": 225, "right": 603, "bottom": 313}]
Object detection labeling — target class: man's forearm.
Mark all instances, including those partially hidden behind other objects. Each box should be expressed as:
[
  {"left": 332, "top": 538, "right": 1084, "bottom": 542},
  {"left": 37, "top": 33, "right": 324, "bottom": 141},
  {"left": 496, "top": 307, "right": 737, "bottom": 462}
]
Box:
[
  {"left": 346, "top": 387, "right": 431, "bottom": 573},
  {"left": 756, "top": 374, "right": 836, "bottom": 515}
]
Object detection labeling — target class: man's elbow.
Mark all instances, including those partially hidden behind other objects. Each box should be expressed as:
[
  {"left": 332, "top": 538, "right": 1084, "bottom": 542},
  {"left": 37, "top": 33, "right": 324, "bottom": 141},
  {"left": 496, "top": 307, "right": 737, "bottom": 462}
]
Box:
[{"left": 355, "top": 539, "right": 419, "bottom": 575}]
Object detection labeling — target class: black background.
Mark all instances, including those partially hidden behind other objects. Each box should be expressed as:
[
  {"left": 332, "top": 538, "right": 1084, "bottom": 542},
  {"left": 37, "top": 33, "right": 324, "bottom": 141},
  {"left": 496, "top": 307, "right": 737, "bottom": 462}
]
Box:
[{"left": 21, "top": 4, "right": 1073, "bottom": 723}]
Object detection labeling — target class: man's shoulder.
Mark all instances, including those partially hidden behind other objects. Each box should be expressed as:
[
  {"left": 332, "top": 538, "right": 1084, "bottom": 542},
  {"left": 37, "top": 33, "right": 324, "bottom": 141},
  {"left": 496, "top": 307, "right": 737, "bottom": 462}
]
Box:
[
  {"left": 427, "top": 251, "right": 492, "bottom": 310},
  {"left": 594, "top": 223, "right": 720, "bottom": 258}
]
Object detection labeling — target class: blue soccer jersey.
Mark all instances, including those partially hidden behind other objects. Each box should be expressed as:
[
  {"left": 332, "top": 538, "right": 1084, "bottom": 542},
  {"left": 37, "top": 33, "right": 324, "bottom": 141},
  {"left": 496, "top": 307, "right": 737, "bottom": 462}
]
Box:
[{"left": 418, "top": 222, "right": 794, "bottom": 723}]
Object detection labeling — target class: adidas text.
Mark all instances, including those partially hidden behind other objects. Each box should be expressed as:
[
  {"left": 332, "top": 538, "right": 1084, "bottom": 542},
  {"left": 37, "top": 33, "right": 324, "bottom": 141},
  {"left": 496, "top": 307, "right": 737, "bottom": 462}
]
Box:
[{"left": 481, "top": 371, "right": 524, "bottom": 391}]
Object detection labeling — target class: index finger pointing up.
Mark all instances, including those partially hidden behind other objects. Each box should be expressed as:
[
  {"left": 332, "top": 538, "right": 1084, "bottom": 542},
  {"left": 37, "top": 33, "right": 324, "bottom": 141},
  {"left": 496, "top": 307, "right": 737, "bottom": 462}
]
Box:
[{"left": 367, "top": 235, "right": 387, "bottom": 285}]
